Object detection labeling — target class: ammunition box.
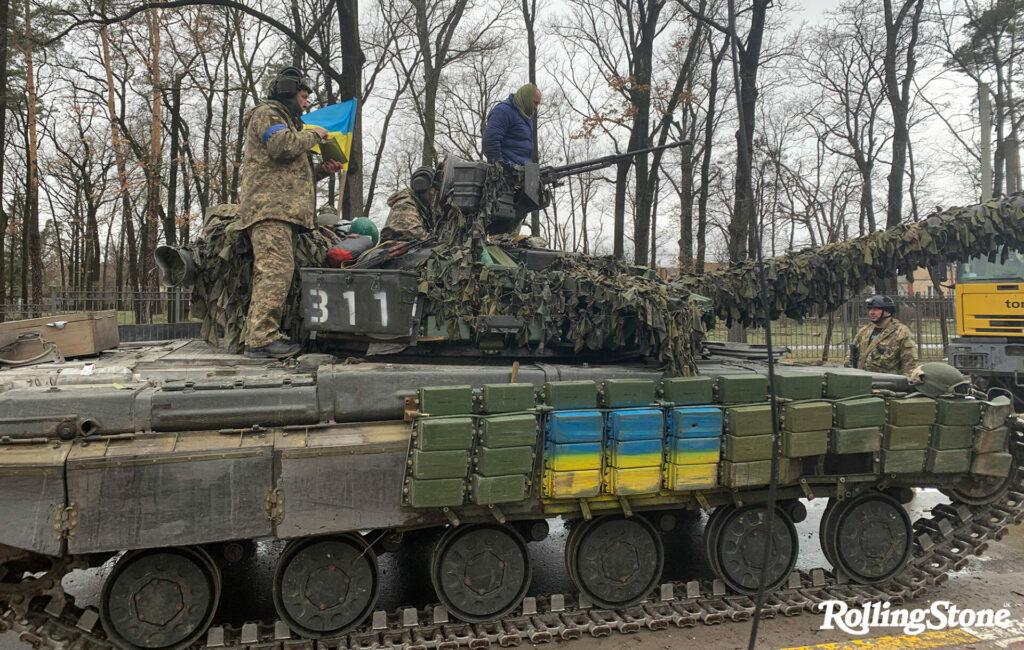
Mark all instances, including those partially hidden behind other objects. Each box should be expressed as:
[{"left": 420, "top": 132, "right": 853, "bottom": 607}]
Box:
[
  {"left": 608, "top": 438, "right": 662, "bottom": 469},
  {"left": 668, "top": 407, "right": 723, "bottom": 439},
  {"left": 606, "top": 408, "right": 663, "bottom": 441},
  {"left": 981, "top": 397, "right": 1013, "bottom": 429},
  {"left": 475, "top": 446, "right": 534, "bottom": 476},
  {"left": 411, "top": 449, "right": 469, "bottom": 479},
  {"left": 478, "top": 414, "right": 537, "bottom": 448},
  {"left": 723, "top": 434, "right": 773, "bottom": 462},
  {"left": 601, "top": 379, "right": 656, "bottom": 408},
  {"left": 824, "top": 372, "right": 873, "bottom": 398},
  {"left": 546, "top": 410, "right": 603, "bottom": 443},
  {"left": 544, "top": 442, "right": 602, "bottom": 471},
  {"left": 471, "top": 474, "right": 526, "bottom": 504},
  {"left": 665, "top": 463, "right": 718, "bottom": 490},
  {"left": 717, "top": 374, "right": 767, "bottom": 403},
  {"left": 415, "top": 416, "right": 474, "bottom": 451},
  {"left": 542, "top": 380, "right": 598, "bottom": 410},
  {"left": 926, "top": 448, "right": 971, "bottom": 473},
  {"left": 481, "top": 383, "right": 536, "bottom": 413},
  {"left": 417, "top": 385, "right": 473, "bottom": 416},
  {"left": 935, "top": 398, "right": 982, "bottom": 426},
  {"left": 886, "top": 397, "right": 937, "bottom": 426},
  {"left": 666, "top": 436, "right": 720, "bottom": 465},
  {"left": 408, "top": 478, "right": 465, "bottom": 508},
  {"left": 782, "top": 402, "right": 833, "bottom": 432},
  {"left": 880, "top": 448, "right": 926, "bottom": 474},
  {"left": 973, "top": 426, "right": 1009, "bottom": 454},
  {"left": 833, "top": 397, "right": 886, "bottom": 429},
  {"left": 721, "top": 458, "right": 801, "bottom": 488},
  {"left": 542, "top": 469, "right": 601, "bottom": 498},
  {"left": 831, "top": 427, "right": 882, "bottom": 454},
  {"left": 606, "top": 466, "right": 662, "bottom": 496},
  {"left": 781, "top": 430, "right": 828, "bottom": 458},
  {"left": 971, "top": 452, "right": 1014, "bottom": 477},
  {"left": 930, "top": 424, "right": 973, "bottom": 450},
  {"left": 882, "top": 424, "right": 931, "bottom": 450},
  {"left": 662, "top": 376, "right": 714, "bottom": 405},
  {"left": 772, "top": 370, "right": 823, "bottom": 400},
  {"left": 726, "top": 404, "right": 775, "bottom": 436}
]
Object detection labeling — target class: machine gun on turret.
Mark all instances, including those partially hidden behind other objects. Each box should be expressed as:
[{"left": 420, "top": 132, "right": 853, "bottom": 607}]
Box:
[{"left": 438, "top": 140, "right": 690, "bottom": 235}]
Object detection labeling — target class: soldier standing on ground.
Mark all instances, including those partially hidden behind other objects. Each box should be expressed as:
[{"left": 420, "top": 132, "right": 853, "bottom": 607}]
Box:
[
  {"left": 238, "top": 66, "right": 344, "bottom": 358},
  {"left": 851, "top": 294, "right": 919, "bottom": 376},
  {"left": 482, "top": 84, "right": 541, "bottom": 165}
]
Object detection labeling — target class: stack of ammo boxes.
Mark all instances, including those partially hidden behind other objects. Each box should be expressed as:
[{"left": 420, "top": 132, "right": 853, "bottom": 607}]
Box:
[
  {"left": 663, "top": 376, "right": 721, "bottom": 490},
  {"left": 601, "top": 379, "right": 664, "bottom": 496}
]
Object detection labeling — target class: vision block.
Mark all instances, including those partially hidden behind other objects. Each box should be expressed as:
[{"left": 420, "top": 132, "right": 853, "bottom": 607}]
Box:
[
  {"left": 882, "top": 424, "right": 931, "bottom": 450},
  {"left": 930, "top": 424, "right": 973, "bottom": 450},
  {"left": 601, "top": 379, "right": 656, "bottom": 407},
  {"left": 971, "top": 452, "right": 1014, "bottom": 477},
  {"left": 926, "top": 448, "right": 971, "bottom": 473},
  {"left": 408, "top": 478, "right": 464, "bottom": 508},
  {"left": 974, "top": 426, "right": 1009, "bottom": 454},
  {"left": 723, "top": 434, "right": 773, "bottom": 462},
  {"left": 772, "top": 370, "right": 823, "bottom": 400},
  {"left": 542, "top": 469, "right": 601, "bottom": 498},
  {"left": 415, "top": 416, "right": 474, "bottom": 451},
  {"left": 782, "top": 402, "right": 833, "bottom": 432},
  {"left": 666, "top": 436, "right": 720, "bottom": 465},
  {"left": 606, "top": 466, "right": 662, "bottom": 496},
  {"left": 662, "top": 376, "right": 714, "bottom": 405},
  {"left": 471, "top": 474, "right": 526, "bottom": 504},
  {"left": 411, "top": 449, "right": 469, "bottom": 479},
  {"left": 726, "top": 404, "right": 775, "bottom": 436},
  {"left": 606, "top": 408, "right": 663, "bottom": 441},
  {"left": 717, "top": 374, "right": 767, "bottom": 403},
  {"left": 824, "top": 372, "right": 873, "bottom": 399},
  {"left": 544, "top": 442, "right": 602, "bottom": 471},
  {"left": 886, "top": 397, "right": 937, "bottom": 426},
  {"left": 481, "top": 383, "right": 536, "bottom": 413},
  {"left": 935, "top": 398, "right": 982, "bottom": 426},
  {"left": 609, "top": 438, "right": 662, "bottom": 469},
  {"left": 665, "top": 463, "right": 718, "bottom": 490},
  {"left": 782, "top": 430, "right": 828, "bottom": 458},
  {"left": 834, "top": 397, "right": 886, "bottom": 429},
  {"left": 831, "top": 427, "right": 881, "bottom": 454},
  {"left": 668, "top": 407, "right": 723, "bottom": 439},
  {"left": 479, "top": 414, "right": 537, "bottom": 448},
  {"left": 476, "top": 446, "right": 534, "bottom": 476},
  {"left": 417, "top": 385, "right": 473, "bottom": 416},
  {"left": 880, "top": 448, "right": 926, "bottom": 473},
  {"left": 546, "top": 410, "right": 602, "bottom": 443},
  {"left": 542, "top": 380, "right": 597, "bottom": 410}
]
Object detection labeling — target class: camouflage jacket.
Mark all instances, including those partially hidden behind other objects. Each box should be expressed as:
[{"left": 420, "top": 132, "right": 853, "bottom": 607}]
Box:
[
  {"left": 238, "top": 100, "right": 325, "bottom": 231},
  {"left": 380, "top": 189, "right": 430, "bottom": 241},
  {"left": 853, "top": 318, "right": 918, "bottom": 376}
]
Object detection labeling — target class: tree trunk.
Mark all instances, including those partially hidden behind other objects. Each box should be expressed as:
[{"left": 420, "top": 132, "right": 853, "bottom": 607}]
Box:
[
  {"left": 0, "top": 0, "right": 10, "bottom": 318},
  {"left": 522, "top": 0, "right": 539, "bottom": 235},
  {"left": 166, "top": 73, "right": 182, "bottom": 247},
  {"left": 143, "top": 4, "right": 163, "bottom": 320},
  {"left": 24, "top": 0, "right": 43, "bottom": 314},
  {"left": 336, "top": 0, "right": 364, "bottom": 221}
]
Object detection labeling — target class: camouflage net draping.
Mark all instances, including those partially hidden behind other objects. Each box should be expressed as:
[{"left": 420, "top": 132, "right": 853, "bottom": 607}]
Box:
[{"left": 678, "top": 194, "right": 1024, "bottom": 327}]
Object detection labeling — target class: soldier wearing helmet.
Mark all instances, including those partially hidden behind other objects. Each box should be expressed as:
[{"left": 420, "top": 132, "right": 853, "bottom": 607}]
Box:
[
  {"left": 237, "top": 66, "right": 344, "bottom": 358},
  {"left": 851, "top": 294, "right": 919, "bottom": 376},
  {"left": 379, "top": 166, "right": 438, "bottom": 259}
]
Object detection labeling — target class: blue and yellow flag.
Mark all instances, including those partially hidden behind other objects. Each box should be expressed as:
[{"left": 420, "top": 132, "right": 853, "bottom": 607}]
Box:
[{"left": 303, "top": 98, "right": 358, "bottom": 170}]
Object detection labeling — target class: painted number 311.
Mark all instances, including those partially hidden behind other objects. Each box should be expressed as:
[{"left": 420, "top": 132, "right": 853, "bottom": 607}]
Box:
[{"left": 308, "top": 289, "right": 389, "bottom": 327}]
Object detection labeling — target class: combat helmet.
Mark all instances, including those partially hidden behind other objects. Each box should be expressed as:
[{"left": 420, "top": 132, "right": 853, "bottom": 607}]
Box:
[
  {"left": 269, "top": 66, "right": 313, "bottom": 98},
  {"left": 909, "top": 362, "right": 972, "bottom": 397},
  {"left": 866, "top": 294, "right": 897, "bottom": 317},
  {"left": 350, "top": 217, "right": 379, "bottom": 245}
]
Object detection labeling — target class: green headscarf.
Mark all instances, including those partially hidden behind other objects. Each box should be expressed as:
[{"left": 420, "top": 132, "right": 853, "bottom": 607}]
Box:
[{"left": 513, "top": 83, "right": 538, "bottom": 119}]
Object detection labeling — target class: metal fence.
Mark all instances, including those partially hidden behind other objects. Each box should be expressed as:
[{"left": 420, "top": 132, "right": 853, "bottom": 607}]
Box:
[
  {"left": 705, "top": 295, "right": 956, "bottom": 363},
  {"left": 1, "top": 288, "right": 193, "bottom": 325}
]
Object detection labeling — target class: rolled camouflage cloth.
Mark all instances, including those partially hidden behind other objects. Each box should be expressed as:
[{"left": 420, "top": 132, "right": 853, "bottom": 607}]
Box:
[
  {"left": 183, "top": 204, "right": 330, "bottom": 352},
  {"left": 678, "top": 193, "right": 1024, "bottom": 327}
]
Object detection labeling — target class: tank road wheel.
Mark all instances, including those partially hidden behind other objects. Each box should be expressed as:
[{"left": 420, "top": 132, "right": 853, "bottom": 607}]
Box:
[
  {"left": 100, "top": 547, "right": 221, "bottom": 650},
  {"left": 273, "top": 534, "right": 379, "bottom": 638},
  {"left": 708, "top": 505, "right": 798, "bottom": 595},
  {"left": 702, "top": 505, "right": 735, "bottom": 580},
  {"left": 565, "top": 515, "right": 663, "bottom": 609},
  {"left": 430, "top": 524, "right": 532, "bottom": 622},
  {"left": 818, "top": 498, "right": 843, "bottom": 570},
  {"left": 830, "top": 492, "right": 912, "bottom": 584}
]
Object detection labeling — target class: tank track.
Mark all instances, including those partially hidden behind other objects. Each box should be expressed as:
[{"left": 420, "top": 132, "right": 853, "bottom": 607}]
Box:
[{"left": 3, "top": 433, "right": 1023, "bottom": 650}]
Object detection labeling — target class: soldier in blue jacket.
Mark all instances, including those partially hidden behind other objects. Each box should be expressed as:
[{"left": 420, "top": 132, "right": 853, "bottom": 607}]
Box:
[{"left": 482, "top": 84, "right": 542, "bottom": 165}]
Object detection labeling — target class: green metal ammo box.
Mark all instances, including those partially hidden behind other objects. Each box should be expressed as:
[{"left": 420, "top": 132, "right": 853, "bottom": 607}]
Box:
[
  {"left": 772, "top": 370, "right": 822, "bottom": 400},
  {"left": 661, "top": 376, "right": 714, "bottom": 405},
  {"left": 834, "top": 397, "right": 886, "bottom": 429},
  {"left": 926, "top": 448, "right": 971, "bottom": 473},
  {"left": 418, "top": 385, "right": 474, "bottom": 416},
  {"left": 726, "top": 404, "right": 775, "bottom": 436},
  {"left": 717, "top": 375, "right": 767, "bottom": 403},
  {"left": 823, "top": 372, "right": 873, "bottom": 398},
  {"left": 475, "top": 446, "right": 534, "bottom": 476},
  {"left": 601, "top": 379, "right": 656, "bottom": 407},
  {"left": 415, "top": 416, "right": 474, "bottom": 451},
  {"left": 831, "top": 427, "right": 882, "bottom": 454},
  {"left": 542, "top": 380, "right": 598, "bottom": 409},
  {"left": 470, "top": 474, "right": 527, "bottom": 504},
  {"left": 782, "top": 402, "right": 833, "bottom": 432},
  {"left": 972, "top": 452, "right": 1014, "bottom": 477},
  {"left": 974, "top": 426, "right": 1009, "bottom": 454},
  {"left": 935, "top": 398, "right": 982, "bottom": 426},
  {"left": 930, "top": 424, "right": 973, "bottom": 450},
  {"left": 880, "top": 448, "right": 926, "bottom": 473},
  {"left": 721, "top": 458, "right": 801, "bottom": 487},
  {"left": 723, "top": 434, "right": 773, "bottom": 462},
  {"left": 782, "top": 430, "right": 828, "bottom": 457},
  {"left": 411, "top": 449, "right": 470, "bottom": 479},
  {"left": 882, "top": 424, "right": 931, "bottom": 450},
  {"left": 481, "top": 383, "right": 536, "bottom": 413},
  {"left": 886, "top": 397, "right": 937, "bottom": 426},
  {"left": 408, "top": 478, "right": 465, "bottom": 507},
  {"left": 478, "top": 414, "right": 537, "bottom": 448}
]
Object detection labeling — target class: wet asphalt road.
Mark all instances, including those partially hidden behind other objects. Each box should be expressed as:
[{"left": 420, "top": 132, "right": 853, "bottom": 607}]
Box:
[{"left": 4, "top": 490, "right": 1017, "bottom": 649}]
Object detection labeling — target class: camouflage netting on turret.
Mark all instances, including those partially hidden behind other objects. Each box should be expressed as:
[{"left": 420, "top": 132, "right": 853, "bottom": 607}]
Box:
[{"left": 679, "top": 194, "right": 1024, "bottom": 327}]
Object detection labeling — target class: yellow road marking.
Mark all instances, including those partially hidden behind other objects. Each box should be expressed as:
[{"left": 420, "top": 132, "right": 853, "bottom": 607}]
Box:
[{"left": 781, "top": 628, "right": 982, "bottom": 649}]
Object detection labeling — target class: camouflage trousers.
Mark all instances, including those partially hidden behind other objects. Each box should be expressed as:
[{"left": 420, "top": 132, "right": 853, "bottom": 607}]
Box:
[{"left": 244, "top": 219, "right": 296, "bottom": 348}]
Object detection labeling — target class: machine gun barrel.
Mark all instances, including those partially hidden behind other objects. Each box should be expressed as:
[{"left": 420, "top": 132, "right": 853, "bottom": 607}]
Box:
[{"left": 539, "top": 140, "right": 690, "bottom": 185}]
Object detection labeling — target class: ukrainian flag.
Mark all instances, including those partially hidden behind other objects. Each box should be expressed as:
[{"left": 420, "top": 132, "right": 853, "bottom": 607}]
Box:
[{"left": 303, "top": 98, "right": 358, "bottom": 170}]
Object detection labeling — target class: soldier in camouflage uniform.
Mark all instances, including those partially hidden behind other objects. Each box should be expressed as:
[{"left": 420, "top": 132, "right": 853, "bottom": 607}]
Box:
[
  {"left": 380, "top": 166, "right": 435, "bottom": 259},
  {"left": 852, "top": 294, "right": 919, "bottom": 376},
  {"left": 238, "top": 67, "right": 344, "bottom": 358}
]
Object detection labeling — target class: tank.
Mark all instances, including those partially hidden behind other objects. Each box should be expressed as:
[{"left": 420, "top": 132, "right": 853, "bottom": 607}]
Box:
[{"left": 3, "top": 177, "right": 1024, "bottom": 650}]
